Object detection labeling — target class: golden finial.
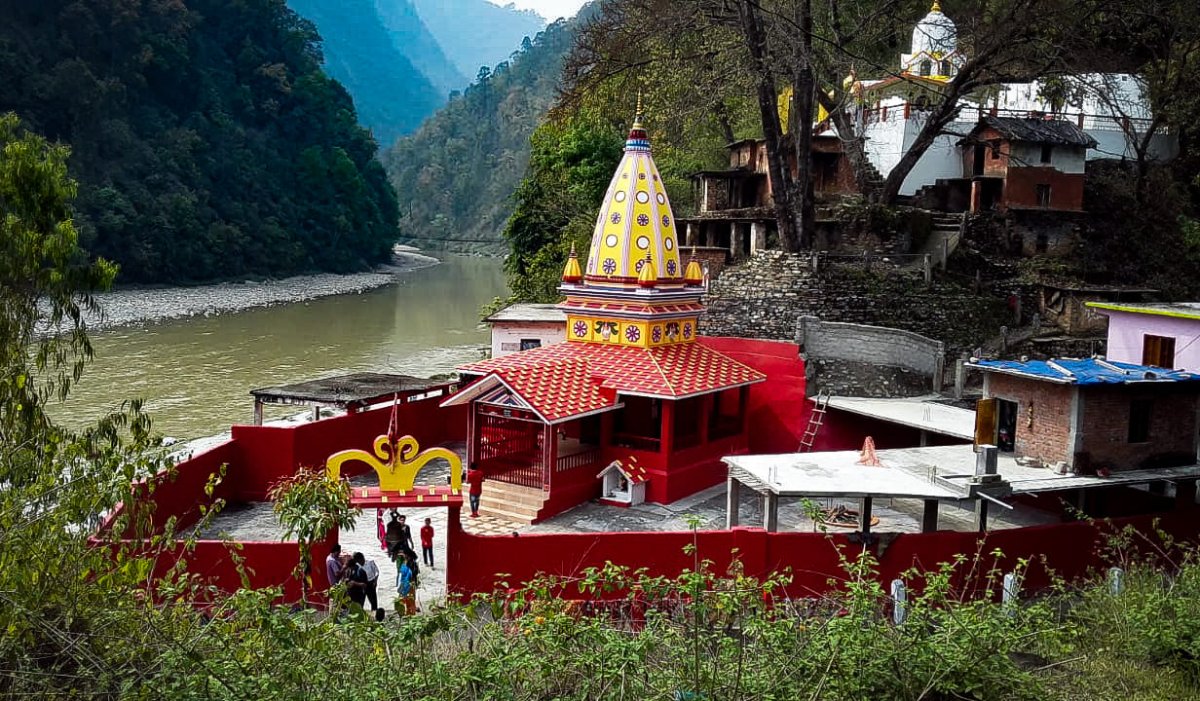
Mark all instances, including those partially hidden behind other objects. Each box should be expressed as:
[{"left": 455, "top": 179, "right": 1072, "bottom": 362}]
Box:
[
  {"left": 631, "top": 89, "right": 645, "bottom": 131},
  {"left": 637, "top": 250, "right": 656, "bottom": 288},
  {"left": 684, "top": 246, "right": 704, "bottom": 286},
  {"left": 636, "top": 89, "right": 643, "bottom": 116},
  {"left": 561, "top": 242, "right": 582, "bottom": 284},
  {"left": 931, "top": 0, "right": 942, "bottom": 12}
]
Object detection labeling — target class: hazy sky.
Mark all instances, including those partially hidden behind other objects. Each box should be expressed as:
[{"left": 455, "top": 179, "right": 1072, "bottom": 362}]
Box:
[{"left": 488, "top": 0, "right": 589, "bottom": 21}]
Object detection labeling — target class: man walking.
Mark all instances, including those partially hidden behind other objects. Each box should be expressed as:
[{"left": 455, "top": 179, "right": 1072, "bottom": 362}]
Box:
[
  {"left": 420, "top": 517, "right": 435, "bottom": 569},
  {"left": 466, "top": 463, "right": 484, "bottom": 518},
  {"left": 385, "top": 510, "right": 411, "bottom": 561}
]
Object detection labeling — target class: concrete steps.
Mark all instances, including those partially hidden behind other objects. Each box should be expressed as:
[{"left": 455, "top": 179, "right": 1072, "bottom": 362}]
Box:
[{"left": 478, "top": 480, "right": 547, "bottom": 524}]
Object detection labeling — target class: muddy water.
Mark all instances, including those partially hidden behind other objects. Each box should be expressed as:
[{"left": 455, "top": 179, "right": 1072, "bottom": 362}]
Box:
[{"left": 51, "top": 255, "right": 507, "bottom": 440}]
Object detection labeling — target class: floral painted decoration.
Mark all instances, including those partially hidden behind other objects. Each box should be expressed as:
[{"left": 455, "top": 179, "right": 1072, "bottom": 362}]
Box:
[
  {"left": 573, "top": 320, "right": 588, "bottom": 338},
  {"left": 610, "top": 212, "right": 621, "bottom": 224},
  {"left": 635, "top": 258, "right": 645, "bottom": 272},
  {"left": 683, "top": 323, "right": 693, "bottom": 339},
  {"left": 625, "top": 325, "right": 641, "bottom": 343},
  {"left": 662, "top": 215, "right": 670, "bottom": 227},
  {"left": 666, "top": 260, "right": 677, "bottom": 275},
  {"left": 602, "top": 258, "right": 617, "bottom": 275},
  {"left": 637, "top": 214, "right": 650, "bottom": 226},
  {"left": 651, "top": 326, "right": 663, "bottom": 343}
]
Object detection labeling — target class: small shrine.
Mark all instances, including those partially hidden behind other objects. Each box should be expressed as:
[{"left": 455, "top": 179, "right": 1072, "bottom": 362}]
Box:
[
  {"left": 443, "top": 101, "right": 765, "bottom": 521},
  {"left": 597, "top": 458, "right": 649, "bottom": 507}
]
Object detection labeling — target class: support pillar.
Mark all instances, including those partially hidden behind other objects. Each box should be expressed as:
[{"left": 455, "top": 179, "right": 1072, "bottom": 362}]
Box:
[
  {"left": 686, "top": 221, "right": 698, "bottom": 247},
  {"left": 1176, "top": 479, "right": 1198, "bottom": 510},
  {"left": 705, "top": 223, "right": 717, "bottom": 247},
  {"left": 919, "top": 430, "right": 929, "bottom": 447},
  {"left": 253, "top": 399, "right": 263, "bottom": 426},
  {"left": 730, "top": 222, "right": 741, "bottom": 259},
  {"left": 750, "top": 221, "right": 767, "bottom": 254},
  {"left": 311, "top": 405, "right": 321, "bottom": 422},
  {"left": 922, "top": 499, "right": 940, "bottom": 533},
  {"left": 975, "top": 499, "right": 990, "bottom": 532},
  {"left": 726, "top": 477, "right": 741, "bottom": 529},
  {"left": 861, "top": 496, "right": 873, "bottom": 538},
  {"left": 763, "top": 492, "right": 779, "bottom": 532}
]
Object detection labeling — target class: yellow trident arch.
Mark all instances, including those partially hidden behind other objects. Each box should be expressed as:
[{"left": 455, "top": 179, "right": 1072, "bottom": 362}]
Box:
[{"left": 326, "top": 434, "right": 463, "bottom": 494}]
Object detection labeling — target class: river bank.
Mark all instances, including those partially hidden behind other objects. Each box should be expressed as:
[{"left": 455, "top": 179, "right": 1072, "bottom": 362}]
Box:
[{"left": 71, "top": 245, "right": 441, "bottom": 332}]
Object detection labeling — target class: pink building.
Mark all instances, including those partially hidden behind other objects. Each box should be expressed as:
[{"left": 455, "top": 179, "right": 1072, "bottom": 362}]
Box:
[{"left": 1089, "top": 302, "right": 1200, "bottom": 371}]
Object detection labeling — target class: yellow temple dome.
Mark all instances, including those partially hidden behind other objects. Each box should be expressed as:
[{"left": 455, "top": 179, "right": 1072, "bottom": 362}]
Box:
[
  {"left": 583, "top": 104, "right": 683, "bottom": 286},
  {"left": 561, "top": 243, "right": 582, "bottom": 283}
]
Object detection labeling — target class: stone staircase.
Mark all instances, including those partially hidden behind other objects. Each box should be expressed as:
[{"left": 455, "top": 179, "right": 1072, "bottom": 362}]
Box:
[
  {"left": 477, "top": 480, "right": 548, "bottom": 524},
  {"left": 927, "top": 212, "right": 965, "bottom": 266}
]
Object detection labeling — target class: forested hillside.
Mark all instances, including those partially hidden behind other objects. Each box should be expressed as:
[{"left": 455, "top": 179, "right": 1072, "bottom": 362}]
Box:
[
  {"left": 412, "top": 0, "right": 546, "bottom": 79},
  {"left": 383, "top": 15, "right": 582, "bottom": 252},
  {"left": 0, "top": 0, "right": 399, "bottom": 284},
  {"left": 288, "top": 0, "right": 445, "bottom": 144}
]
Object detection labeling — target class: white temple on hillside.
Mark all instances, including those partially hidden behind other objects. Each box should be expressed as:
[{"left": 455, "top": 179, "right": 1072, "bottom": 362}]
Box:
[{"left": 843, "top": 1, "right": 1177, "bottom": 197}]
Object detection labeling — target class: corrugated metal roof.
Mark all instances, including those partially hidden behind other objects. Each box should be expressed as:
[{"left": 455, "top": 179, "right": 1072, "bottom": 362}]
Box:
[
  {"left": 968, "top": 358, "right": 1200, "bottom": 385},
  {"left": 968, "top": 116, "right": 1098, "bottom": 148}
]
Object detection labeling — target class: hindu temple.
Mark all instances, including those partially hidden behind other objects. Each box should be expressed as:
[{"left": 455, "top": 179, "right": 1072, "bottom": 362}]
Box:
[{"left": 442, "top": 104, "right": 765, "bottom": 522}]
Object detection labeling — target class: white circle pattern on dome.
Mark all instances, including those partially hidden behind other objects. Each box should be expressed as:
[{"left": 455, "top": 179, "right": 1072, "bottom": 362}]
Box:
[
  {"left": 615, "top": 191, "right": 626, "bottom": 202},
  {"left": 636, "top": 236, "right": 650, "bottom": 249},
  {"left": 605, "top": 234, "right": 618, "bottom": 247},
  {"left": 636, "top": 191, "right": 650, "bottom": 204},
  {"left": 665, "top": 238, "right": 674, "bottom": 251},
  {"left": 656, "top": 193, "right": 666, "bottom": 204}
]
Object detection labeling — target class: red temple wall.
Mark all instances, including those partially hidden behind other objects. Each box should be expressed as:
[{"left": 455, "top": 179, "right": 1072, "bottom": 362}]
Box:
[{"left": 446, "top": 510, "right": 1198, "bottom": 600}]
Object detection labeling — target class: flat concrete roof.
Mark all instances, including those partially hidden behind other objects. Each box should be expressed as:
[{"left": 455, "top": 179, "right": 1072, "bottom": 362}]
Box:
[
  {"left": 250, "top": 372, "right": 452, "bottom": 408},
  {"left": 724, "top": 449, "right": 962, "bottom": 500},
  {"left": 727, "top": 443, "right": 1200, "bottom": 500},
  {"left": 1087, "top": 301, "right": 1200, "bottom": 321},
  {"left": 484, "top": 303, "right": 567, "bottom": 324},
  {"left": 827, "top": 395, "right": 976, "bottom": 440}
]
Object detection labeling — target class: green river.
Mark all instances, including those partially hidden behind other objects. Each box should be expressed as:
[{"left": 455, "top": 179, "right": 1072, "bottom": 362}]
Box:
[{"left": 51, "top": 255, "right": 507, "bottom": 441}]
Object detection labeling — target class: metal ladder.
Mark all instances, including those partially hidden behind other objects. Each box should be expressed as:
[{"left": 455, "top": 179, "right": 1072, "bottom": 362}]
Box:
[{"left": 799, "top": 391, "right": 830, "bottom": 452}]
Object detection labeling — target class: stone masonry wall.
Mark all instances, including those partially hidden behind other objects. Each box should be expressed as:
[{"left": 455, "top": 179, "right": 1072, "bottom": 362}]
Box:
[
  {"left": 702, "top": 251, "right": 1009, "bottom": 355},
  {"left": 797, "top": 316, "right": 945, "bottom": 378}
]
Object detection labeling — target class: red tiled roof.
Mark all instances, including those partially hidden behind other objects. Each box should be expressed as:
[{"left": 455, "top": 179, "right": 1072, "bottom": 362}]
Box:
[
  {"left": 490, "top": 358, "right": 616, "bottom": 423},
  {"left": 598, "top": 457, "right": 650, "bottom": 483},
  {"left": 460, "top": 338, "right": 765, "bottom": 401}
]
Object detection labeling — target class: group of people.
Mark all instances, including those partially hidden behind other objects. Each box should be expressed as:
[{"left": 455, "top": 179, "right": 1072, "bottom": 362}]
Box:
[
  {"left": 321, "top": 464, "right": 488, "bottom": 619},
  {"left": 382, "top": 510, "right": 434, "bottom": 615},
  {"left": 324, "top": 544, "right": 383, "bottom": 619}
]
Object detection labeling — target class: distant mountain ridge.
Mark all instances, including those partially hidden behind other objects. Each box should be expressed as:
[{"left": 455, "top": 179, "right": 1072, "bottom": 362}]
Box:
[
  {"left": 288, "top": 0, "right": 444, "bottom": 145},
  {"left": 287, "top": 0, "right": 546, "bottom": 145},
  {"left": 412, "top": 0, "right": 546, "bottom": 80},
  {"left": 383, "top": 12, "right": 583, "bottom": 252}
]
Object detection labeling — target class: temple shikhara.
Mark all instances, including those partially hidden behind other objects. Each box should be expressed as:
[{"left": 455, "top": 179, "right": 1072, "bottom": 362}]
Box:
[{"left": 444, "top": 104, "right": 765, "bottom": 520}]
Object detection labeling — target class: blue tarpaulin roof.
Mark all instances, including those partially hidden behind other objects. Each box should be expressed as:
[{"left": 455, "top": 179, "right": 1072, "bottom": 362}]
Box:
[{"left": 968, "top": 358, "right": 1200, "bottom": 385}]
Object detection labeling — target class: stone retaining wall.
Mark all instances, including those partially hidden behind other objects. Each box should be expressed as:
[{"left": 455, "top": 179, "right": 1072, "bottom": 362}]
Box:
[{"left": 797, "top": 316, "right": 945, "bottom": 380}]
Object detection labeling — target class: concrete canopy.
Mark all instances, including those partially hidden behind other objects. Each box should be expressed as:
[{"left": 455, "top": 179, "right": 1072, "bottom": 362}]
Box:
[{"left": 723, "top": 451, "right": 961, "bottom": 500}]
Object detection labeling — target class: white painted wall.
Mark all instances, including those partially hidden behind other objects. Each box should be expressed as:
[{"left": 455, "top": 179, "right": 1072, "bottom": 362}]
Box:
[
  {"left": 490, "top": 321, "right": 566, "bottom": 358},
  {"left": 1009, "top": 143, "right": 1086, "bottom": 173},
  {"left": 898, "top": 116, "right": 974, "bottom": 195},
  {"left": 861, "top": 96, "right": 909, "bottom": 177}
]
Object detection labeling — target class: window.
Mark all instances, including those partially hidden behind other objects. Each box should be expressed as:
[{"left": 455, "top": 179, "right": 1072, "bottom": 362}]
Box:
[
  {"left": 519, "top": 338, "right": 542, "bottom": 351},
  {"left": 1040, "top": 145, "right": 1053, "bottom": 164},
  {"left": 940, "top": 60, "right": 952, "bottom": 76},
  {"left": 990, "top": 143, "right": 1001, "bottom": 160},
  {"left": 1128, "top": 400, "right": 1152, "bottom": 443},
  {"left": 919, "top": 60, "right": 932, "bottom": 77},
  {"left": 996, "top": 399, "right": 1018, "bottom": 451},
  {"left": 1142, "top": 334, "right": 1177, "bottom": 368},
  {"left": 1035, "top": 184, "right": 1051, "bottom": 207}
]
